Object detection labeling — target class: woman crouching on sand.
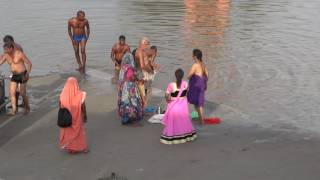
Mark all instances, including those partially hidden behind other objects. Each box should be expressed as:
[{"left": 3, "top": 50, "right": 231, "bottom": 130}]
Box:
[
  {"left": 59, "top": 77, "right": 88, "bottom": 153},
  {"left": 160, "top": 69, "right": 197, "bottom": 145}
]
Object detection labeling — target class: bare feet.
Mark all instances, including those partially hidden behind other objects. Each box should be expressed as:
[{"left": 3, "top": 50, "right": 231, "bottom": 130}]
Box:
[
  {"left": 7, "top": 111, "right": 16, "bottom": 116},
  {"left": 23, "top": 103, "right": 30, "bottom": 115},
  {"left": 24, "top": 108, "right": 30, "bottom": 115},
  {"left": 83, "top": 149, "right": 90, "bottom": 153},
  {"left": 81, "top": 66, "right": 86, "bottom": 74},
  {"left": 131, "top": 122, "right": 143, "bottom": 127}
]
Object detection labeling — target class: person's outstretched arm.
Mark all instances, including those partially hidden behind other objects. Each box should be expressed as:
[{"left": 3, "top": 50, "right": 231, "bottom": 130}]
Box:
[{"left": 0, "top": 55, "right": 7, "bottom": 65}]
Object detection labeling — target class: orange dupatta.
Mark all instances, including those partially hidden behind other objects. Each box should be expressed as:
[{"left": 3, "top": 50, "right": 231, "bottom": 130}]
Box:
[{"left": 59, "top": 77, "right": 87, "bottom": 152}]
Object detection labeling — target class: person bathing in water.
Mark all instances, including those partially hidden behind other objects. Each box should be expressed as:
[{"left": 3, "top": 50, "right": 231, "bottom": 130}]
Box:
[
  {"left": 187, "top": 49, "right": 208, "bottom": 125},
  {"left": 3, "top": 35, "right": 24, "bottom": 109},
  {"left": 144, "top": 45, "right": 159, "bottom": 98},
  {"left": 134, "top": 37, "right": 154, "bottom": 107},
  {"left": 0, "top": 43, "right": 32, "bottom": 116},
  {"left": 110, "top": 35, "right": 131, "bottom": 83},
  {"left": 68, "top": 10, "right": 90, "bottom": 74}
]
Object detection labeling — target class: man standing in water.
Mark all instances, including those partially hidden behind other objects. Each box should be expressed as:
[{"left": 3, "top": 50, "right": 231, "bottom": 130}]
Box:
[
  {"left": 144, "top": 45, "right": 158, "bottom": 98},
  {"left": 68, "top": 10, "right": 90, "bottom": 74},
  {"left": 0, "top": 43, "right": 32, "bottom": 115},
  {"left": 134, "top": 37, "right": 153, "bottom": 107},
  {"left": 3, "top": 35, "right": 24, "bottom": 109},
  {"left": 3, "top": 35, "right": 23, "bottom": 52},
  {"left": 110, "top": 35, "right": 131, "bottom": 83}
]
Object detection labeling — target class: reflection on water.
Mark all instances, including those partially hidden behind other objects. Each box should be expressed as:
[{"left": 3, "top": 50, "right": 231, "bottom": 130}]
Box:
[
  {"left": 183, "top": 0, "right": 230, "bottom": 47},
  {"left": 1, "top": 0, "right": 320, "bottom": 133}
]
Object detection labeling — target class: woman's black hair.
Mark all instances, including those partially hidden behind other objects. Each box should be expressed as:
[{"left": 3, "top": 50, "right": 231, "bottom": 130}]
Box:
[
  {"left": 193, "top": 49, "right": 203, "bottom": 62},
  {"left": 175, "top": 68, "right": 184, "bottom": 88}
]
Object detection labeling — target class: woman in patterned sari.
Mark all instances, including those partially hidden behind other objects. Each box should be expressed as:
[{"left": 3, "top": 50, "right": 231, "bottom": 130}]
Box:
[{"left": 118, "top": 52, "right": 143, "bottom": 125}]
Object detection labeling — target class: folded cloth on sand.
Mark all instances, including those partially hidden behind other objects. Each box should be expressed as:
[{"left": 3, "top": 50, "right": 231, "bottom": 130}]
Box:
[
  {"left": 190, "top": 111, "right": 199, "bottom": 119},
  {"left": 145, "top": 106, "right": 156, "bottom": 113},
  {"left": 204, "top": 117, "right": 221, "bottom": 124},
  {"left": 148, "top": 114, "right": 164, "bottom": 124}
]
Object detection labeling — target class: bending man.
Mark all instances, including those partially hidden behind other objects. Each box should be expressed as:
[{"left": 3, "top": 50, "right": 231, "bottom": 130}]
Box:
[{"left": 0, "top": 43, "right": 32, "bottom": 115}]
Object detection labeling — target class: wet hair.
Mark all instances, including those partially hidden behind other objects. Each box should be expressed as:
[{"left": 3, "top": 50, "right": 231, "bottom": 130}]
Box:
[
  {"left": 77, "top": 10, "right": 85, "bottom": 16},
  {"left": 3, "top": 43, "right": 14, "bottom": 49},
  {"left": 193, "top": 49, "right": 203, "bottom": 61},
  {"left": 3, "top": 35, "right": 14, "bottom": 43},
  {"left": 119, "top": 35, "right": 125, "bottom": 41},
  {"left": 150, "top": 45, "right": 157, "bottom": 52},
  {"left": 175, "top": 69, "right": 184, "bottom": 88}
]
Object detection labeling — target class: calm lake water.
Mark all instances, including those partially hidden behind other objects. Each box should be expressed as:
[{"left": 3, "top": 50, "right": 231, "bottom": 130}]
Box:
[{"left": 1, "top": 0, "right": 320, "bottom": 133}]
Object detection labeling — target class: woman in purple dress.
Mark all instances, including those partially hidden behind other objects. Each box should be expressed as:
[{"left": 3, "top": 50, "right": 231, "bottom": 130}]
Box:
[{"left": 187, "top": 49, "right": 208, "bottom": 125}]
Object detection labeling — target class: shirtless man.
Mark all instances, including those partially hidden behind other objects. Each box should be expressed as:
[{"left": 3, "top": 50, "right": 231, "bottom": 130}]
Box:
[
  {"left": 0, "top": 43, "right": 32, "bottom": 115},
  {"left": 3, "top": 35, "right": 23, "bottom": 52},
  {"left": 134, "top": 37, "right": 153, "bottom": 107},
  {"left": 110, "top": 35, "right": 130, "bottom": 83},
  {"left": 144, "top": 45, "right": 159, "bottom": 96},
  {"left": 3, "top": 35, "right": 24, "bottom": 109},
  {"left": 68, "top": 10, "right": 90, "bottom": 74}
]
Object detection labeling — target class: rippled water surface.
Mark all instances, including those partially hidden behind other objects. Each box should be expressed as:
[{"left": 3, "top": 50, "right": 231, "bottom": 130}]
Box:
[{"left": 1, "top": 0, "right": 320, "bottom": 132}]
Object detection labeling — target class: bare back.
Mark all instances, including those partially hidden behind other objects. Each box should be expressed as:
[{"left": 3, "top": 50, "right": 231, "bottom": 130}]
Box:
[{"left": 189, "top": 62, "right": 208, "bottom": 78}]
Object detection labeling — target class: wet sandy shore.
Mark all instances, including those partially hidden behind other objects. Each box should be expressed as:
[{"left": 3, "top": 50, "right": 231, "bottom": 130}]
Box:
[{"left": 0, "top": 71, "right": 319, "bottom": 180}]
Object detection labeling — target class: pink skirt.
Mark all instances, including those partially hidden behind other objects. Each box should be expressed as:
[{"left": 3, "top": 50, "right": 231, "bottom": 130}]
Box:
[{"left": 161, "top": 97, "right": 197, "bottom": 145}]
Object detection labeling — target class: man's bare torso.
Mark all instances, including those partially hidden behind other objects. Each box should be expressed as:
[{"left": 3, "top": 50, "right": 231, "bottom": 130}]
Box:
[
  {"left": 113, "top": 43, "right": 130, "bottom": 61},
  {"left": 69, "top": 17, "right": 88, "bottom": 36},
  {"left": 135, "top": 47, "right": 154, "bottom": 71},
  {"left": 4, "top": 51, "right": 27, "bottom": 74}
]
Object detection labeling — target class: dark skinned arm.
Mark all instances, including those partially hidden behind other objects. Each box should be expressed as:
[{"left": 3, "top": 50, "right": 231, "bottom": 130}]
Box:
[
  {"left": 68, "top": 20, "right": 74, "bottom": 43},
  {"left": 86, "top": 20, "right": 90, "bottom": 40},
  {"left": 0, "top": 55, "right": 6, "bottom": 66},
  {"left": 110, "top": 45, "right": 116, "bottom": 64},
  {"left": 21, "top": 52, "right": 32, "bottom": 81},
  {"left": 82, "top": 102, "right": 87, "bottom": 123}
]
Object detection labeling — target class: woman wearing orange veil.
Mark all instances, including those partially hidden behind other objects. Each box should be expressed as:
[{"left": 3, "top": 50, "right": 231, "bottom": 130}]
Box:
[{"left": 59, "top": 77, "right": 88, "bottom": 153}]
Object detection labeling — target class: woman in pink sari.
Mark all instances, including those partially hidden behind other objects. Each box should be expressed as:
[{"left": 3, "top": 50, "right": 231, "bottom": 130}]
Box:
[
  {"left": 59, "top": 77, "right": 88, "bottom": 153},
  {"left": 161, "top": 69, "right": 197, "bottom": 145}
]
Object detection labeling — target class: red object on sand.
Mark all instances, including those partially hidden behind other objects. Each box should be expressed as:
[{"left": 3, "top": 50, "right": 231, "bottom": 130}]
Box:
[{"left": 204, "top": 117, "right": 221, "bottom": 125}]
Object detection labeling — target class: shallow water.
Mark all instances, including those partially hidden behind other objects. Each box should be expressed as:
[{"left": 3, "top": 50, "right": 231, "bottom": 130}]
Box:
[{"left": 1, "top": 0, "right": 320, "bottom": 133}]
